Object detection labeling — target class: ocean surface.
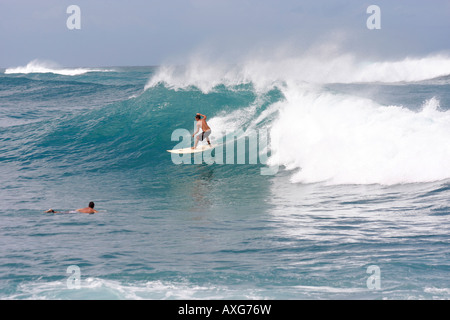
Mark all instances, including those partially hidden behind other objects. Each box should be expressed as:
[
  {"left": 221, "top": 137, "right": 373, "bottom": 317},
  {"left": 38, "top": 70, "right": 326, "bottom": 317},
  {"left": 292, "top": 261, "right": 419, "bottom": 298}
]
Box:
[{"left": 1, "top": 57, "right": 450, "bottom": 299}]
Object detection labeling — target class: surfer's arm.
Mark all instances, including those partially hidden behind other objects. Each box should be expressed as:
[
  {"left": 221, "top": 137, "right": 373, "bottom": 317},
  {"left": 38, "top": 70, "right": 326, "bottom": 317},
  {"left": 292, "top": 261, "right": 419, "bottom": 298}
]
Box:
[
  {"left": 197, "top": 113, "right": 206, "bottom": 120},
  {"left": 193, "top": 123, "right": 200, "bottom": 137}
]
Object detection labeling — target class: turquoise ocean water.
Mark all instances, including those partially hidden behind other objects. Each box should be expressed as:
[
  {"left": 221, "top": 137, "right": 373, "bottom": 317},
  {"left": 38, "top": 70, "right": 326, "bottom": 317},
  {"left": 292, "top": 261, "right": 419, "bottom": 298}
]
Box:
[{"left": 0, "top": 59, "right": 449, "bottom": 299}]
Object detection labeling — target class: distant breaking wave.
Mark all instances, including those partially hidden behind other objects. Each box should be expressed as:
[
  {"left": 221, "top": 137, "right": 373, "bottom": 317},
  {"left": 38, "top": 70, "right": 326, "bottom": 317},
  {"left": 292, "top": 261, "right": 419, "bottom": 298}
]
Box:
[
  {"left": 145, "top": 53, "right": 450, "bottom": 92},
  {"left": 4, "top": 59, "right": 114, "bottom": 76}
]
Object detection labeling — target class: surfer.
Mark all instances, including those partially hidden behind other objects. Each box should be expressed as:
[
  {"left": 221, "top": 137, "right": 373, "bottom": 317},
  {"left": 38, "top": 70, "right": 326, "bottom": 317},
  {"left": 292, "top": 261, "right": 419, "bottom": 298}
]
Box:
[
  {"left": 192, "top": 113, "right": 211, "bottom": 149},
  {"left": 44, "top": 201, "right": 98, "bottom": 214}
]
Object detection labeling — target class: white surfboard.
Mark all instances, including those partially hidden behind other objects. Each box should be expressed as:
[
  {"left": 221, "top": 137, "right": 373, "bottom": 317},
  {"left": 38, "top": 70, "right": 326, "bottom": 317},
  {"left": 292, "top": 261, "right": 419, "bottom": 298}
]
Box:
[{"left": 167, "top": 144, "right": 216, "bottom": 154}]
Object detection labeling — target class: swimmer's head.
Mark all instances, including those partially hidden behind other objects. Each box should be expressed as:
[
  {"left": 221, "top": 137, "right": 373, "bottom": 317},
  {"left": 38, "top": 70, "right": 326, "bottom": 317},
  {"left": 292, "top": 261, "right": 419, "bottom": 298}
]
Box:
[{"left": 89, "top": 202, "right": 95, "bottom": 209}]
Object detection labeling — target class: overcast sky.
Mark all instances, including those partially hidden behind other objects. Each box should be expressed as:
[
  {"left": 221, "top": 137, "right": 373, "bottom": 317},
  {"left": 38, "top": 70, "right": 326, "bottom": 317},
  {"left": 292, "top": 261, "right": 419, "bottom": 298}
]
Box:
[{"left": 1, "top": 0, "right": 449, "bottom": 67}]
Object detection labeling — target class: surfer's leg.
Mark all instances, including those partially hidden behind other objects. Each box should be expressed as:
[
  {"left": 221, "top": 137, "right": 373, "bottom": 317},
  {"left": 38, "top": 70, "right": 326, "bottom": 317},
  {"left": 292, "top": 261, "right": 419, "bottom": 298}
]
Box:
[
  {"left": 204, "top": 130, "right": 211, "bottom": 145},
  {"left": 192, "top": 135, "right": 200, "bottom": 149}
]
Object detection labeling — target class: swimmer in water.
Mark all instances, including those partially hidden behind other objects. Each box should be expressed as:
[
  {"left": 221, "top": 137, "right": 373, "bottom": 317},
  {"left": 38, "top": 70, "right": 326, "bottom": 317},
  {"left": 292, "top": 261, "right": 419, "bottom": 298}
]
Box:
[{"left": 45, "top": 201, "right": 98, "bottom": 214}]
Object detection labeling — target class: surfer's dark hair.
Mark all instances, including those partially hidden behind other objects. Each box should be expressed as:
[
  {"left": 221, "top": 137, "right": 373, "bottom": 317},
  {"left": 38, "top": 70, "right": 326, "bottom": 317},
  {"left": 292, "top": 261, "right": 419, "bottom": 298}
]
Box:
[
  {"left": 89, "top": 202, "right": 95, "bottom": 208},
  {"left": 195, "top": 115, "right": 201, "bottom": 120}
]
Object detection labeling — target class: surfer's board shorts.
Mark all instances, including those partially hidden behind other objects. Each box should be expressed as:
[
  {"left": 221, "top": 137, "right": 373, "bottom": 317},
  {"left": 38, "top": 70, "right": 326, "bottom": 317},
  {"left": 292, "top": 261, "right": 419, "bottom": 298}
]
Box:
[{"left": 201, "top": 130, "right": 211, "bottom": 141}]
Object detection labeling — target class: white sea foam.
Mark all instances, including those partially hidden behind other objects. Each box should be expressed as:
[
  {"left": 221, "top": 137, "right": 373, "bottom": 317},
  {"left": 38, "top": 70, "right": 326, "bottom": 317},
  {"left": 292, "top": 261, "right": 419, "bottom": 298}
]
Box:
[
  {"left": 5, "top": 59, "right": 113, "bottom": 76},
  {"left": 5, "top": 277, "right": 447, "bottom": 300},
  {"left": 268, "top": 92, "right": 450, "bottom": 185}
]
